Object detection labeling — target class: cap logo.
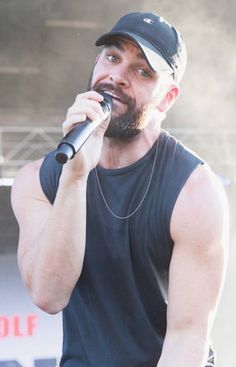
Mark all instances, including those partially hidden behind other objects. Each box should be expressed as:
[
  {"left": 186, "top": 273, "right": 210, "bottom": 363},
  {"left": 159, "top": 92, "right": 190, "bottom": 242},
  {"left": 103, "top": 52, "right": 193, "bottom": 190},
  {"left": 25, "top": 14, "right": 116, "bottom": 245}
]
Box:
[{"left": 143, "top": 18, "right": 154, "bottom": 25}]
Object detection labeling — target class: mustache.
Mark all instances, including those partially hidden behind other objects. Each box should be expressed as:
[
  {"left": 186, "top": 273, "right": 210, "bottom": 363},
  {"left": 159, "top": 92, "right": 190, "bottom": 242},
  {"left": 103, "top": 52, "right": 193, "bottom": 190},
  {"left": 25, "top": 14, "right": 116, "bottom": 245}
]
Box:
[{"left": 92, "top": 82, "right": 135, "bottom": 106}]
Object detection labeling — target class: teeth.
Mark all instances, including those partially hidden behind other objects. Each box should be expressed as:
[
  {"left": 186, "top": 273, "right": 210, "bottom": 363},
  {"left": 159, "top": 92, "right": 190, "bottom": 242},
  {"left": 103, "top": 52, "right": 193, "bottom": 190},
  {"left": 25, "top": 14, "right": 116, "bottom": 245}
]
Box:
[
  {"left": 104, "top": 91, "right": 116, "bottom": 98},
  {"left": 104, "top": 91, "right": 122, "bottom": 102}
]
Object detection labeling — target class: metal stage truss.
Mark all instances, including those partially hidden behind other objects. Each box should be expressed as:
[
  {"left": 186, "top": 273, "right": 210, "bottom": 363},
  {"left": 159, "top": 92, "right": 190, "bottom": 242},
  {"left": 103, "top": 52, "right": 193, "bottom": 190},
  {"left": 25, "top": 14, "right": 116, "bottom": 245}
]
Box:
[
  {"left": 0, "top": 126, "right": 62, "bottom": 180},
  {"left": 0, "top": 126, "right": 235, "bottom": 183}
]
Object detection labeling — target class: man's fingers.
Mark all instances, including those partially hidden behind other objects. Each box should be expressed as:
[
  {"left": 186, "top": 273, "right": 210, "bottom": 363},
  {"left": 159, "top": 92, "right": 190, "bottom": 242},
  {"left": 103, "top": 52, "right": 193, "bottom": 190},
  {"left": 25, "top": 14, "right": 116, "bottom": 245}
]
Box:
[
  {"left": 67, "top": 101, "right": 104, "bottom": 119},
  {"left": 63, "top": 91, "right": 108, "bottom": 137},
  {"left": 74, "top": 90, "right": 104, "bottom": 104},
  {"left": 62, "top": 114, "right": 86, "bottom": 135}
]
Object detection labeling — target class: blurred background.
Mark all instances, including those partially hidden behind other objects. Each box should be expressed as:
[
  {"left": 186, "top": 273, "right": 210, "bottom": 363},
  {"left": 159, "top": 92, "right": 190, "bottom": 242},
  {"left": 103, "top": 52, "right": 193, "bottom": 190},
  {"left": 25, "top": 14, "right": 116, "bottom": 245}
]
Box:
[{"left": 0, "top": 0, "right": 235, "bottom": 366}]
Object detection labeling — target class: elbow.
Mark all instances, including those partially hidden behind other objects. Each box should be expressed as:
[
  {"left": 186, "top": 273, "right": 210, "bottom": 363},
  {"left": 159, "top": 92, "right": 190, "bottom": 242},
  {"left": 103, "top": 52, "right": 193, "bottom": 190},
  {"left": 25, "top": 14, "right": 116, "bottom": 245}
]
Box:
[
  {"left": 22, "top": 274, "right": 70, "bottom": 314},
  {"left": 28, "top": 283, "right": 70, "bottom": 314},
  {"left": 34, "top": 300, "right": 63, "bottom": 315},
  {"left": 32, "top": 293, "right": 68, "bottom": 314},
  {"left": 21, "top": 270, "right": 71, "bottom": 314}
]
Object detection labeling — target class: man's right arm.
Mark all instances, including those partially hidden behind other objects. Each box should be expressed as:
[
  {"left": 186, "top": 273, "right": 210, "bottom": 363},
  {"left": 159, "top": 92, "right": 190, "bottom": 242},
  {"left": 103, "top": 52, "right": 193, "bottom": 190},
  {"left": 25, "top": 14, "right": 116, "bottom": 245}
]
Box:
[
  {"left": 11, "top": 158, "right": 88, "bottom": 314},
  {"left": 11, "top": 91, "right": 109, "bottom": 314}
]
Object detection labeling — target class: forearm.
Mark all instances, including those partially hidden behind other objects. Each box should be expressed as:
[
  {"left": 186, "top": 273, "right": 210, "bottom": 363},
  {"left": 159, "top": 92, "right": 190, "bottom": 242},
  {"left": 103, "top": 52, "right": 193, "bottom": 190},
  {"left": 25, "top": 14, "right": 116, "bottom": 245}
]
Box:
[
  {"left": 157, "top": 330, "right": 210, "bottom": 367},
  {"left": 19, "top": 177, "right": 87, "bottom": 314}
]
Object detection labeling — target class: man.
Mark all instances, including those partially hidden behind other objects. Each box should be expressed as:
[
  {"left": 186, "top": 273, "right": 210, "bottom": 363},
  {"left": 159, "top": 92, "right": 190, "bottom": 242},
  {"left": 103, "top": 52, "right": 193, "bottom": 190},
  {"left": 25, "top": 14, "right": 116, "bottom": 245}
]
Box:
[{"left": 11, "top": 11, "right": 229, "bottom": 367}]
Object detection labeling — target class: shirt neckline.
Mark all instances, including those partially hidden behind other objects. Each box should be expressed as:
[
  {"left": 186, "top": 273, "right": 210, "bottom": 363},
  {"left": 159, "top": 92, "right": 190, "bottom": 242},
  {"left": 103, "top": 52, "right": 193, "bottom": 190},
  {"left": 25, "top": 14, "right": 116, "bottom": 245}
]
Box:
[{"left": 96, "top": 130, "right": 166, "bottom": 177}]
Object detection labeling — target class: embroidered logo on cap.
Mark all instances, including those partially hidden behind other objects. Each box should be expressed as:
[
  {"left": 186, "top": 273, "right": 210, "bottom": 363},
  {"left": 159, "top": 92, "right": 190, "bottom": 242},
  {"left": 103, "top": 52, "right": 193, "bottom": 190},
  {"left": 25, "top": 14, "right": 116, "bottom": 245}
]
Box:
[{"left": 143, "top": 18, "right": 154, "bottom": 25}]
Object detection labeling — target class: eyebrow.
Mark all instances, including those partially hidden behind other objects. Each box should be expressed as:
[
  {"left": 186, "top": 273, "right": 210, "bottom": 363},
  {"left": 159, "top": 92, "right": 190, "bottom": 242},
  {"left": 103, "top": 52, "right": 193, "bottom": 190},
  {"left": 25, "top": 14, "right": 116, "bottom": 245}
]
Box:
[{"left": 104, "top": 39, "right": 146, "bottom": 61}]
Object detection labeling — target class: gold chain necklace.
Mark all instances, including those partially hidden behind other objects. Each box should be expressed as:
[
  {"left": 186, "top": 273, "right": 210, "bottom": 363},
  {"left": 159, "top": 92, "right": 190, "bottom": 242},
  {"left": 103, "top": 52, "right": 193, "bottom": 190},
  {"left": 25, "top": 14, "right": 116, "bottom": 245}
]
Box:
[{"left": 94, "top": 139, "right": 159, "bottom": 220}]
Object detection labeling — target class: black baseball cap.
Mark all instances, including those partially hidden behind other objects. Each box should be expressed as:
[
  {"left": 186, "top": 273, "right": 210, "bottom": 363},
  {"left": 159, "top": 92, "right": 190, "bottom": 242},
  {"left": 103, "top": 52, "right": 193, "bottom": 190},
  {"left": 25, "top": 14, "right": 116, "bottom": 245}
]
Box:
[{"left": 95, "top": 12, "right": 187, "bottom": 83}]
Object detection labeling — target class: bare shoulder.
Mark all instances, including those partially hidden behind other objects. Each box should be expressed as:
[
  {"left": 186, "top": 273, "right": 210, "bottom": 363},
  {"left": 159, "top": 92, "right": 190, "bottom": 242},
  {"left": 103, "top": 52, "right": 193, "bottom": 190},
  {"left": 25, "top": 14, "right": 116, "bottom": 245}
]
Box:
[
  {"left": 14, "top": 158, "right": 42, "bottom": 178},
  {"left": 12, "top": 158, "right": 44, "bottom": 198},
  {"left": 170, "top": 163, "right": 229, "bottom": 246},
  {"left": 180, "top": 163, "right": 228, "bottom": 205},
  {"left": 11, "top": 158, "right": 49, "bottom": 222}
]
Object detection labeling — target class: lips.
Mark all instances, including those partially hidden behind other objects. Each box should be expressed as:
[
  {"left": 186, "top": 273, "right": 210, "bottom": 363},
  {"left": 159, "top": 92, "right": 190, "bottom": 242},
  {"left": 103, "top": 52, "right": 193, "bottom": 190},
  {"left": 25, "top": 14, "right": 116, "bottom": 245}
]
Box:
[
  {"left": 100, "top": 90, "right": 126, "bottom": 104},
  {"left": 94, "top": 82, "right": 133, "bottom": 106}
]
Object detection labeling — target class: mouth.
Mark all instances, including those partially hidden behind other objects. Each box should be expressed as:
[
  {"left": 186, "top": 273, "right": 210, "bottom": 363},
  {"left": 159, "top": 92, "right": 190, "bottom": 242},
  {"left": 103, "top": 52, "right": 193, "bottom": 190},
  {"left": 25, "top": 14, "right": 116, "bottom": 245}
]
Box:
[{"left": 100, "top": 90, "right": 126, "bottom": 105}]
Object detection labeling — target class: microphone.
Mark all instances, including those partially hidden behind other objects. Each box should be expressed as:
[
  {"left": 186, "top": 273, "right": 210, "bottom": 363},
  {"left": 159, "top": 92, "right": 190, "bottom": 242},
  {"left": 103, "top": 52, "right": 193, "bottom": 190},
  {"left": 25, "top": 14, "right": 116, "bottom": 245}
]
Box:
[{"left": 54, "top": 92, "right": 113, "bottom": 164}]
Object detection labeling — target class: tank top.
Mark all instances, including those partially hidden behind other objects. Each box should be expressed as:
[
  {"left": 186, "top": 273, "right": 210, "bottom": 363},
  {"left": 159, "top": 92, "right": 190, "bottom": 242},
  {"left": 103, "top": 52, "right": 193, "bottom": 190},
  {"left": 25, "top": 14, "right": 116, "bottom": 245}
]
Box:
[{"left": 39, "top": 130, "right": 203, "bottom": 367}]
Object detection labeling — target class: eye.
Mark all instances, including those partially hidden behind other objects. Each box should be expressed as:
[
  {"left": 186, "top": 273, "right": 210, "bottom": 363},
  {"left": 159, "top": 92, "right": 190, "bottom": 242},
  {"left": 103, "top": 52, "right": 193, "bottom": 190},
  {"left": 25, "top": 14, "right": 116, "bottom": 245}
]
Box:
[
  {"left": 106, "top": 54, "right": 119, "bottom": 63},
  {"left": 137, "top": 68, "right": 152, "bottom": 79}
]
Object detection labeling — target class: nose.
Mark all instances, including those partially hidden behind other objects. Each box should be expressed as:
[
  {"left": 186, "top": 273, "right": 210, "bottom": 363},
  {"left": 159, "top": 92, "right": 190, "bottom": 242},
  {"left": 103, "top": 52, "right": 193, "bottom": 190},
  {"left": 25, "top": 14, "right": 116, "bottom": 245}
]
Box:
[{"left": 109, "top": 70, "right": 130, "bottom": 88}]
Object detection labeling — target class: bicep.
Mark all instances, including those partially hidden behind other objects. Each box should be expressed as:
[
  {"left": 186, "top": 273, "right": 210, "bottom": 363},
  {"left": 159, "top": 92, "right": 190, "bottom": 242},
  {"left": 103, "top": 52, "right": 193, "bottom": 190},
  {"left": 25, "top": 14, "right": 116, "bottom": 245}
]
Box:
[
  {"left": 167, "top": 165, "right": 229, "bottom": 333},
  {"left": 11, "top": 160, "right": 52, "bottom": 265}
]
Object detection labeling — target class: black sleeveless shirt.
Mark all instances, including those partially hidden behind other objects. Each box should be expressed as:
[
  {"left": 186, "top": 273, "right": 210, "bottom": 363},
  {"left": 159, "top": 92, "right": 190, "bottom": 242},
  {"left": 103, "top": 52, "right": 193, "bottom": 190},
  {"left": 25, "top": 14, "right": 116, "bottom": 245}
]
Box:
[{"left": 40, "top": 130, "right": 203, "bottom": 367}]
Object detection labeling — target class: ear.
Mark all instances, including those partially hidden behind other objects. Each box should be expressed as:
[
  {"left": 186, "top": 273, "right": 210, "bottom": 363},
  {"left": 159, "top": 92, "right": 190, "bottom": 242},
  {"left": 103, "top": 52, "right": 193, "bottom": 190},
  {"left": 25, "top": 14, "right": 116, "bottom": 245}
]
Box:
[{"left": 157, "top": 84, "right": 180, "bottom": 113}]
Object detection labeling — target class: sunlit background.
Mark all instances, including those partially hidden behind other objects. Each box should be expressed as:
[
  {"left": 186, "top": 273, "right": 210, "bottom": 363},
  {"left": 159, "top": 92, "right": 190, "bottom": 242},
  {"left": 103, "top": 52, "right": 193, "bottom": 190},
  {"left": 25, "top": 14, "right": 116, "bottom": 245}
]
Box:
[{"left": 0, "top": 0, "right": 235, "bottom": 366}]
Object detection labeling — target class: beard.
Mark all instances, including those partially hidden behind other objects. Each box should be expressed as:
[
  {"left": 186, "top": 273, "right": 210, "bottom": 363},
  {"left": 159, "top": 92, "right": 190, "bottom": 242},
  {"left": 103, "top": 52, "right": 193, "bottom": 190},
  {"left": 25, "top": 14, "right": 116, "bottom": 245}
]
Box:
[
  {"left": 88, "top": 77, "right": 152, "bottom": 141},
  {"left": 104, "top": 98, "right": 147, "bottom": 140}
]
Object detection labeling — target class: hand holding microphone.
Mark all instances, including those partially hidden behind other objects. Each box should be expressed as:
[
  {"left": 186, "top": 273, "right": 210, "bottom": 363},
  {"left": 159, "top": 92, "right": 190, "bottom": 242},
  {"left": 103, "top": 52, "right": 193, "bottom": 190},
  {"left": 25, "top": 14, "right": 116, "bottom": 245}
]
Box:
[{"left": 55, "top": 91, "right": 113, "bottom": 164}]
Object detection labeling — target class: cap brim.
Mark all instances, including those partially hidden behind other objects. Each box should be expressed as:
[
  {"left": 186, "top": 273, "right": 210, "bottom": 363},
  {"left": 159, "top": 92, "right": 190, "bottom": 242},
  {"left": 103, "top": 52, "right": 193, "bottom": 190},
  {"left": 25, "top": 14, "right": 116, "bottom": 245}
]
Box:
[{"left": 95, "top": 31, "right": 173, "bottom": 75}]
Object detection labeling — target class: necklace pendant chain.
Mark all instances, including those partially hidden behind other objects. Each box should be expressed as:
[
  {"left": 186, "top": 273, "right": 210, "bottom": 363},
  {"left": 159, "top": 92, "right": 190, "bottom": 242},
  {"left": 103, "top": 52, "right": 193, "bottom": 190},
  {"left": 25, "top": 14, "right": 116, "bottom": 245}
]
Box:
[{"left": 95, "top": 139, "right": 159, "bottom": 220}]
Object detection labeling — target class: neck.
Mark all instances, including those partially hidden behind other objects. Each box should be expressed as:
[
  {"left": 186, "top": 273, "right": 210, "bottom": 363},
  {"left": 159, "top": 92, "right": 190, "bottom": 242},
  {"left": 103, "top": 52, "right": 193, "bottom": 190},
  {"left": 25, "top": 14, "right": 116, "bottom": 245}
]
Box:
[{"left": 99, "top": 125, "right": 161, "bottom": 169}]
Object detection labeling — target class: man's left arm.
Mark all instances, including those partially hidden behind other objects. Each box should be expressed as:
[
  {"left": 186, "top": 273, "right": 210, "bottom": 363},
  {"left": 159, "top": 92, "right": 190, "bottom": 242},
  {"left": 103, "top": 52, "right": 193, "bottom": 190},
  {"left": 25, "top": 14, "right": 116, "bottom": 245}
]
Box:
[{"left": 157, "top": 164, "right": 229, "bottom": 367}]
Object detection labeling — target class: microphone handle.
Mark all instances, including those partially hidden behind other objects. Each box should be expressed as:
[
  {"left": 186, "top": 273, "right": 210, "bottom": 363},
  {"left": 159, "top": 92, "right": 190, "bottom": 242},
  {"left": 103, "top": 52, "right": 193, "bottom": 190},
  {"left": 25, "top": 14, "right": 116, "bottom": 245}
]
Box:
[{"left": 55, "top": 93, "right": 112, "bottom": 164}]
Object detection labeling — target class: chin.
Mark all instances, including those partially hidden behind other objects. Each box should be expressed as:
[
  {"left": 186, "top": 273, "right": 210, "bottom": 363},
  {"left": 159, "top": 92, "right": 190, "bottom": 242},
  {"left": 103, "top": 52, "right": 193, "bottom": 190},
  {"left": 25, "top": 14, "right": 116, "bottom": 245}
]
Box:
[{"left": 104, "top": 127, "right": 141, "bottom": 140}]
